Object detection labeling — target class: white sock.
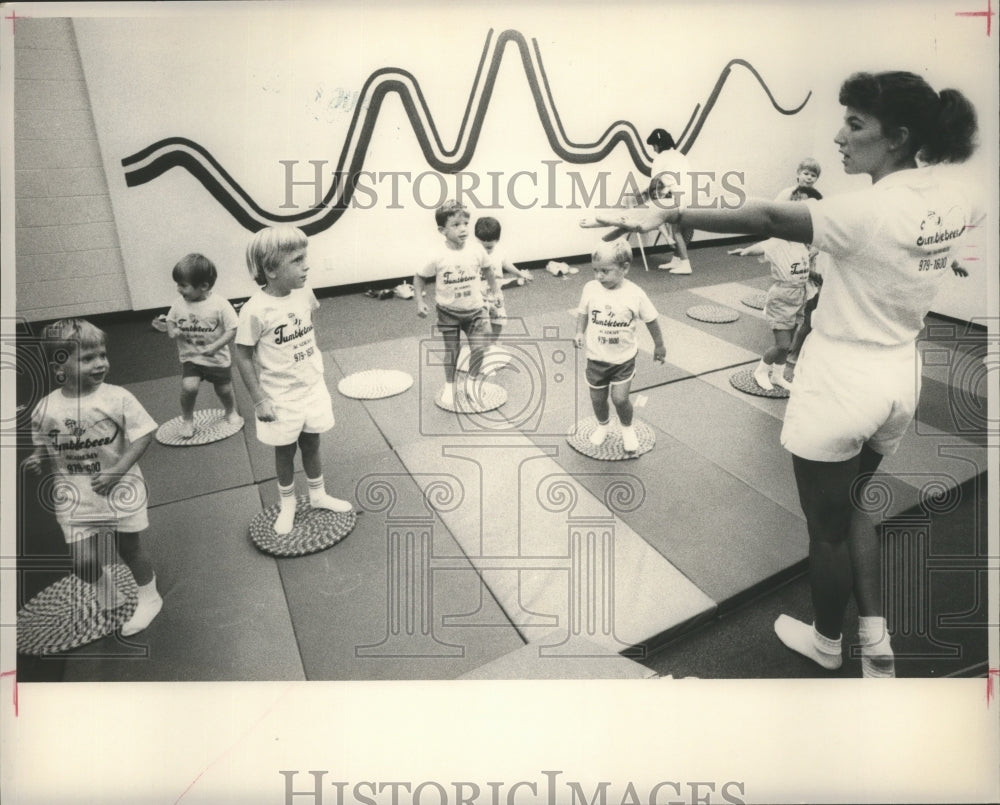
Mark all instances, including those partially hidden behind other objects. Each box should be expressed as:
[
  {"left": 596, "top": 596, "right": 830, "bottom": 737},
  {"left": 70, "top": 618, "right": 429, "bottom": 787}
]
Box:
[
  {"left": 621, "top": 424, "right": 639, "bottom": 452},
  {"left": 307, "top": 475, "right": 353, "bottom": 513},
  {"left": 859, "top": 616, "right": 896, "bottom": 678},
  {"left": 772, "top": 363, "right": 793, "bottom": 389},
  {"left": 774, "top": 614, "right": 843, "bottom": 670},
  {"left": 274, "top": 482, "right": 297, "bottom": 534},
  {"left": 589, "top": 419, "right": 611, "bottom": 446},
  {"left": 121, "top": 575, "right": 163, "bottom": 636},
  {"left": 753, "top": 358, "right": 774, "bottom": 390}
]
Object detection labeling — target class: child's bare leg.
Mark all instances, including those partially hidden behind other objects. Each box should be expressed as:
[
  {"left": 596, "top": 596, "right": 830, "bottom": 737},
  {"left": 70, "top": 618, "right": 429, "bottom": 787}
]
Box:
[
  {"left": 179, "top": 376, "right": 200, "bottom": 437},
  {"left": 72, "top": 536, "right": 123, "bottom": 611},
  {"left": 611, "top": 380, "right": 639, "bottom": 452},
  {"left": 440, "top": 326, "right": 460, "bottom": 405},
  {"left": 299, "top": 431, "right": 351, "bottom": 512},
  {"left": 118, "top": 530, "right": 162, "bottom": 636},
  {"left": 213, "top": 380, "right": 239, "bottom": 421},
  {"left": 768, "top": 330, "right": 795, "bottom": 389},
  {"left": 273, "top": 442, "right": 299, "bottom": 534},
  {"left": 588, "top": 386, "right": 611, "bottom": 445}
]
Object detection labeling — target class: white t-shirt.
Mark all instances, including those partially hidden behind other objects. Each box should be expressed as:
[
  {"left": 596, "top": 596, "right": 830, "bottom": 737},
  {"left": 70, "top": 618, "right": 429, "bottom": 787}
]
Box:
[
  {"left": 31, "top": 384, "right": 157, "bottom": 525},
  {"left": 757, "top": 238, "right": 811, "bottom": 286},
  {"left": 417, "top": 241, "right": 490, "bottom": 312},
  {"left": 578, "top": 279, "right": 659, "bottom": 363},
  {"left": 808, "top": 168, "right": 975, "bottom": 346},
  {"left": 166, "top": 293, "right": 239, "bottom": 367},
  {"left": 235, "top": 288, "right": 324, "bottom": 402}
]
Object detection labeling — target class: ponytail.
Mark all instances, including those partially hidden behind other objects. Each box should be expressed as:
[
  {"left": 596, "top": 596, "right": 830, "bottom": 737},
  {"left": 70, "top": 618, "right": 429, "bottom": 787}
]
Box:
[{"left": 921, "top": 88, "right": 978, "bottom": 164}]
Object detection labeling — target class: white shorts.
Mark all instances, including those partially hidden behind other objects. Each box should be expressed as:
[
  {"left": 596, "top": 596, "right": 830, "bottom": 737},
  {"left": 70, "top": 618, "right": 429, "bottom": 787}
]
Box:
[
  {"left": 54, "top": 471, "right": 150, "bottom": 543},
  {"left": 780, "top": 330, "right": 920, "bottom": 462},
  {"left": 765, "top": 283, "right": 807, "bottom": 330},
  {"left": 255, "top": 383, "right": 335, "bottom": 446}
]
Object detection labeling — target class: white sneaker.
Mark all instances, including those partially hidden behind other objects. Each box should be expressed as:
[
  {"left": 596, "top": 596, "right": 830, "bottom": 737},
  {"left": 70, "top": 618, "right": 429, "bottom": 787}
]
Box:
[
  {"left": 621, "top": 425, "right": 639, "bottom": 453},
  {"left": 588, "top": 421, "right": 610, "bottom": 446},
  {"left": 668, "top": 260, "right": 692, "bottom": 275}
]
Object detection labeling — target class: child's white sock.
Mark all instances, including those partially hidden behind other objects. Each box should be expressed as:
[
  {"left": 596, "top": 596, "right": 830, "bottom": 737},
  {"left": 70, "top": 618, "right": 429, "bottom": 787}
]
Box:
[
  {"left": 621, "top": 424, "right": 639, "bottom": 452},
  {"left": 178, "top": 418, "right": 196, "bottom": 438},
  {"left": 94, "top": 569, "right": 125, "bottom": 612},
  {"left": 224, "top": 410, "right": 243, "bottom": 426},
  {"left": 441, "top": 381, "right": 455, "bottom": 407},
  {"left": 307, "top": 475, "right": 353, "bottom": 513},
  {"left": 274, "top": 482, "right": 297, "bottom": 534},
  {"left": 772, "top": 362, "right": 793, "bottom": 389},
  {"left": 753, "top": 358, "right": 774, "bottom": 390},
  {"left": 774, "top": 614, "right": 843, "bottom": 670},
  {"left": 859, "top": 615, "right": 896, "bottom": 678},
  {"left": 121, "top": 575, "right": 163, "bottom": 636},
  {"left": 589, "top": 419, "right": 611, "bottom": 446}
]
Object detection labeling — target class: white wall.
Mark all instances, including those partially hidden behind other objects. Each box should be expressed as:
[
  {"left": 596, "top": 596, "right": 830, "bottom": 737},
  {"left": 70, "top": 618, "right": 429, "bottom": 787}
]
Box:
[{"left": 10, "top": 1, "right": 998, "bottom": 322}]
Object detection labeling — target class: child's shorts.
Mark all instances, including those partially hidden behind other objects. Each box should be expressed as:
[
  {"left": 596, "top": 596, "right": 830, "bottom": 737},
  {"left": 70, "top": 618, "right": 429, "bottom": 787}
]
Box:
[
  {"left": 436, "top": 304, "right": 491, "bottom": 337},
  {"left": 780, "top": 330, "right": 920, "bottom": 462},
  {"left": 54, "top": 472, "right": 150, "bottom": 543},
  {"left": 255, "top": 382, "right": 335, "bottom": 446},
  {"left": 182, "top": 361, "right": 232, "bottom": 385},
  {"left": 765, "top": 282, "right": 808, "bottom": 330},
  {"left": 586, "top": 356, "right": 636, "bottom": 389}
]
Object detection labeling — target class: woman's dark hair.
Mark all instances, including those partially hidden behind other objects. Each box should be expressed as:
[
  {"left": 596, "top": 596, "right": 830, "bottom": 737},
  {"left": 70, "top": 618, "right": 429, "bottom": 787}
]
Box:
[
  {"left": 838, "top": 71, "right": 977, "bottom": 164},
  {"left": 646, "top": 128, "right": 676, "bottom": 151}
]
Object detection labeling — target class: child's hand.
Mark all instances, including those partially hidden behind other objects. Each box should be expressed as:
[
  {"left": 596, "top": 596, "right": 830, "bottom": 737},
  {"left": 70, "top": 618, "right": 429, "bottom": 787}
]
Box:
[
  {"left": 22, "top": 452, "right": 47, "bottom": 476},
  {"left": 573, "top": 333, "right": 584, "bottom": 349},
  {"left": 417, "top": 300, "right": 429, "bottom": 318},
  {"left": 653, "top": 346, "right": 666, "bottom": 364},
  {"left": 728, "top": 248, "right": 748, "bottom": 257},
  {"left": 254, "top": 399, "right": 277, "bottom": 422},
  {"left": 91, "top": 471, "right": 122, "bottom": 496}
]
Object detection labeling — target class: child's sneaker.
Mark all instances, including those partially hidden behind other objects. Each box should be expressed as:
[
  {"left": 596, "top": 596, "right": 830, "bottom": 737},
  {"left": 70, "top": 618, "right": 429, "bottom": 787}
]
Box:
[
  {"left": 588, "top": 420, "right": 610, "bottom": 446},
  {"left": 621, "top": 425, "right": 639, "bottom": 453},
  {"left": 151, "top": 314, "right": 168, "bottom": 332},
  {"left": 668, "top": 259, "right": 692, "bottom": 275}
]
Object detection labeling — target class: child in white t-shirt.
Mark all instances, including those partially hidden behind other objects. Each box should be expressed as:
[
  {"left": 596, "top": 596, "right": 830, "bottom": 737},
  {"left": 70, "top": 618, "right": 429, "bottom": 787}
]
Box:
[
  {"left": 414, "top": 200, "right": 499, "bottom": 407},
  {"left": 729, "top": 185, "right": 822, "bottom": 389},
  {"left": 574, "top": 239, "right": 666, "bottom": 452},
  {"left": 165, "top": 253, "right": 241, "bottom": 437},
  {"left": 24, "top": 318, "right": 163, "bottom": 635},
  {"left": 234, "top": 225, "right": 352, "bottom": 535},
  {"left": 473, "top": 216, "right": 533, "bottom": 351}
]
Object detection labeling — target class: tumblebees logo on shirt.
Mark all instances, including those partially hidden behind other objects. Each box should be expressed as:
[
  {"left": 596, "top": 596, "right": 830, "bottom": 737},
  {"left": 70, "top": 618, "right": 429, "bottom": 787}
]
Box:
[
  {"left": 591, "top": 304, "right": 634, "bottom": 328},
  {"left": 274, "top": 312, "right": 313, "bottom": 345},
  {"left": 47, "top": 416, "right": 121, "bottom": 473},
  {"left": 916, "top": 207, "right": 966, "bottom": 252},
  {"left": 441, "top": 268, "right": 478, "bottom": 285}
]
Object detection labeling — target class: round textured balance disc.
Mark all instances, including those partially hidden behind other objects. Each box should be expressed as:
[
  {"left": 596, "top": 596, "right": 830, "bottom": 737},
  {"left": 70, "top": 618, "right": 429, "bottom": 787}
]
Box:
[
  {"left": 156, "top": 409, "right": 245, "bottom": 446},
  {"left": 741, "top": 292, "right": 767, "bottom": 310},
  {"left": 567, "top": 417, "right": 655, "bottom": 460},
  {"left": 729, "top": 368, "right": 790, "bottom": 398},
  {"left": 435, "top": 381, "right": 507, "bottom": 413},
  {"left": 17, "top": 564, "right": 139, "bottom": 656},
  {"left": 249, "top": 495, "right": 357, "bottom": 557},
  {"left": 338, "top": 369, "right": 413, "bottom": 399},
  {"left": 686, "top": 304, "right": 740, "bottom": 323}
]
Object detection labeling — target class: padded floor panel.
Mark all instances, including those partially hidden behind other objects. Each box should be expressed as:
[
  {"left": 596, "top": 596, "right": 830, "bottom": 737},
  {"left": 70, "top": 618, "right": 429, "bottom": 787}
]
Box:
[
  {"left": 61, "top": 485, "right": 305, "bottom": 681},
  {"left": 530, "top": 427, "right": 810, "bottom": 608},
  {"left": 460, "top": 633, "right": 658, "bottom": 679},
  {"left": 650, "top": 288, "right": 774, "bottom": 358},
  {"left": 126, "top": 376, "right": 255, "bottom": 506},
  {"left": 268, "top": 451, "right": 525, "bottom": 680},
  {"left": 396, "top": 434, "right": 717, "bottom": 656}
]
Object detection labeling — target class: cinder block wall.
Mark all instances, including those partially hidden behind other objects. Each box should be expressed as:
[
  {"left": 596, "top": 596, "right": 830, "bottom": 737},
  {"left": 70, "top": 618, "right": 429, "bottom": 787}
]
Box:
[{"left": 14, "top": 18, "right": 131, "bottom": 323}]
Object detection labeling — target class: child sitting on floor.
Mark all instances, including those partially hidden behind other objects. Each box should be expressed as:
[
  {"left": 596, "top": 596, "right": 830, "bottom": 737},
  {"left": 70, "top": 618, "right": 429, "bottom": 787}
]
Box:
[
  {"left": 574, "top": 239, "right": 666, "bottom": 452},
  {"left": 729, "top": 185, "right": 822, "bottom": 390},
  {"left": 234, "top": 225, "right": 353, "bottom": 535},
  {"left": 25, "top": 318, "right": 163, "bottom": 635},
  {"left": 164, "top": 253, "right": 242, "bottom": 437}
]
